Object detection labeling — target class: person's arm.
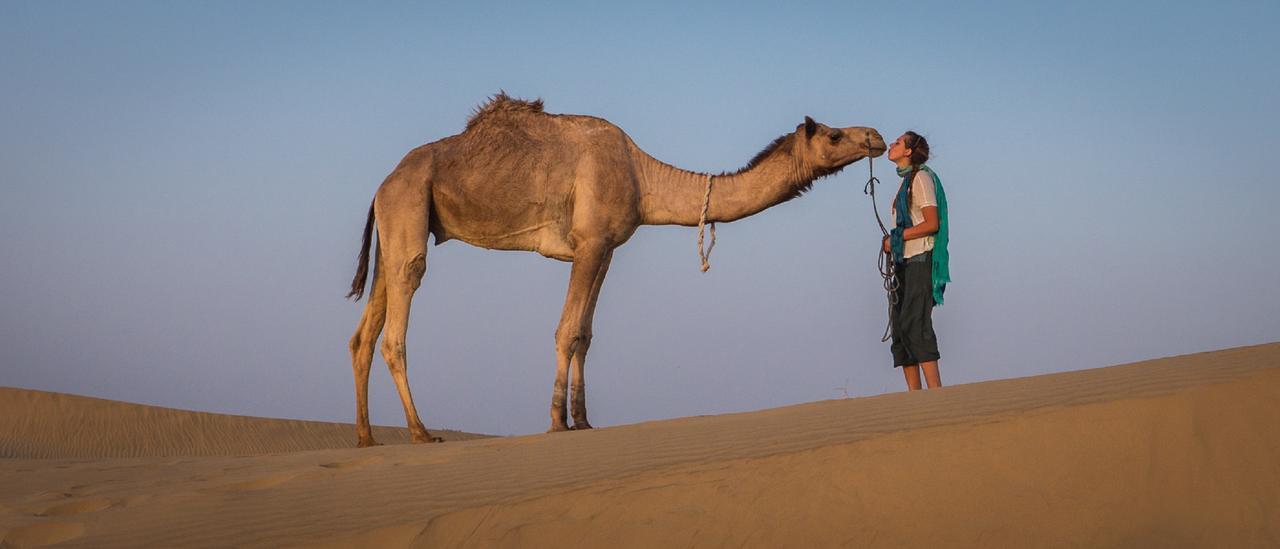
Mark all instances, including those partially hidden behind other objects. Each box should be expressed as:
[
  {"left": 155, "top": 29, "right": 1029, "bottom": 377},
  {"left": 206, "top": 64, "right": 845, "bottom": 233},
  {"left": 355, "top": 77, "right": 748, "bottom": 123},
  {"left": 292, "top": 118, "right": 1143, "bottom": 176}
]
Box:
[
  {"left": 880, "top": 206, "right": 938, "bottom": 252},
  {"left": 881, "top": 172, "right": 939, "bottom": 252},
  {"left": 902, "top": 206, "right": 938, "bottom": 240}
]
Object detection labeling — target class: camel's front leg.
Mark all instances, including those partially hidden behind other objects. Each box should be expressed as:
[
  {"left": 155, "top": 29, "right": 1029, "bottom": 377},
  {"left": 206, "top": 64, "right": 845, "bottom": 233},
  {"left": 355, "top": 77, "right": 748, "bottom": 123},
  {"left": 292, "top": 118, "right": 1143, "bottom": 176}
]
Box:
[
  {"left": 550, "top": 240, "right": 611, "bottom": 432},
  {"left": 570, "top": 249, "right": 612, "bottom": 430}
]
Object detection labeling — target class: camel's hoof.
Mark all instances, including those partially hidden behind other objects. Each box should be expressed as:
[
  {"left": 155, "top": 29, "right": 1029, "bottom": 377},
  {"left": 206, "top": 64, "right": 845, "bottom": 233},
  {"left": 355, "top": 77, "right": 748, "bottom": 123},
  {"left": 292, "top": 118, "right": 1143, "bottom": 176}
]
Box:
[
  {"left": 546, "top": 424, "right": 571, "bottom": 433},
  {"left": 356, "top": 438, "right": 383, "bottom": 448},
  {"left": 570, "top": 421, "right": 593, "bottom": 430},
  {"left": 412, "top": 434, "right": 444, "bottom": 444}
]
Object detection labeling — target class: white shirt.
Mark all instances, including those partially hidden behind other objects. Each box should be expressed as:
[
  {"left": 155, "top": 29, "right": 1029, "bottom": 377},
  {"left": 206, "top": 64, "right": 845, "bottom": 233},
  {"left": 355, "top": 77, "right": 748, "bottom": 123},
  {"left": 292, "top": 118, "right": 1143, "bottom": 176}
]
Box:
[{"left": 890, "top": 170, "right": 937, "bottom": 259}]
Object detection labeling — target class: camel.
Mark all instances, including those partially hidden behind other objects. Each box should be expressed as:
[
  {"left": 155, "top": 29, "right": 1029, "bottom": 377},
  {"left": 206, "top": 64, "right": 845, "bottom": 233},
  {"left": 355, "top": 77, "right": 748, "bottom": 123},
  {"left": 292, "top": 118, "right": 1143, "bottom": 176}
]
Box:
[{"left": 346, "top": 93, "right": 886, "bottom": 446}]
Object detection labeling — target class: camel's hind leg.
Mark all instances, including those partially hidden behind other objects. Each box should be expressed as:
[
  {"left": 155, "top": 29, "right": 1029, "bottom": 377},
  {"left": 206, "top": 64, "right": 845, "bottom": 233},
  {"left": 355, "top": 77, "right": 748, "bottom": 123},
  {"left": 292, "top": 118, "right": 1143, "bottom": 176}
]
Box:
[
  {"left": 374, "top": 178, "right": 441, "bottom": 443},
  {"left": 348, "top": 251, "right": 387, "bottom": 447}
]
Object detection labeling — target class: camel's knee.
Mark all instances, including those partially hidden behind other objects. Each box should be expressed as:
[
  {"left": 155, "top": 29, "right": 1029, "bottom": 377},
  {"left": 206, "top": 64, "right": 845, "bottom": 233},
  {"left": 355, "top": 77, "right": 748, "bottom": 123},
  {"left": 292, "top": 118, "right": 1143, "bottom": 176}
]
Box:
[
  {"left": 555, "top": 326, "right": 585, "bottom": 356},
  {"left": 572, "top": 333, "right": 593, "bottom": 358}
]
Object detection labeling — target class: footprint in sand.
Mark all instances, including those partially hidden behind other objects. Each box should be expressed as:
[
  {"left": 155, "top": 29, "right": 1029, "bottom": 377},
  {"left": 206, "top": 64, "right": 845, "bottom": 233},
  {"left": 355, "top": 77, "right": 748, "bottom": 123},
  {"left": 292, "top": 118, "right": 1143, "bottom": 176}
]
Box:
[
  {"left": 36, "top": 497, "right": 113, "bottom": 517},
  {"left": 1, "top": 521, "right": 85, "bottom": 547},
  {"left": 318, "top": 456, "right": 382, "bottom": 470}
]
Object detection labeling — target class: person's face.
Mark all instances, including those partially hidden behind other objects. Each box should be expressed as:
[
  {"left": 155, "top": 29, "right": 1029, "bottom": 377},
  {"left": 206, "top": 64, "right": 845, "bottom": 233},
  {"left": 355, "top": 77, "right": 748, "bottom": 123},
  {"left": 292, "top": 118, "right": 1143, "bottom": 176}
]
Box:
[{"left": 887, "top": 133, "right": 913, "bottom": 163}]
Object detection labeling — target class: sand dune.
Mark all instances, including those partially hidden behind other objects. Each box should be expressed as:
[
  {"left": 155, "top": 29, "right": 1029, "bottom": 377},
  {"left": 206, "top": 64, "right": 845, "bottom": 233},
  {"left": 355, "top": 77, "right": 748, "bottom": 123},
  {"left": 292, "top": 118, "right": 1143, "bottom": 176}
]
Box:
[
  {"left": 0, "top": 389, "right": 489, "bottom": 459},
  {"left": 1, "top": 343, "right": 1277, "bottom": 548}
]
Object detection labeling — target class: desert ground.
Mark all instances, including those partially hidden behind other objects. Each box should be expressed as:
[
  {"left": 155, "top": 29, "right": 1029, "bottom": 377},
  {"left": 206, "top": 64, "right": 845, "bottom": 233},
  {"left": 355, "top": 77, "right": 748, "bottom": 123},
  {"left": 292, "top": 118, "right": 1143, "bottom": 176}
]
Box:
[{"left": 2, "top": 343, "right": 1277, "bottom": 548}]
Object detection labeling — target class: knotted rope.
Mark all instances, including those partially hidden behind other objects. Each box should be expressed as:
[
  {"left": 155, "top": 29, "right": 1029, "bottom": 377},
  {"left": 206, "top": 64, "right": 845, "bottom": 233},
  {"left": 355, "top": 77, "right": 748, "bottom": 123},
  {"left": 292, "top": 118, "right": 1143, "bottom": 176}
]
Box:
[
  {"left": 862, "top": 139, "right": 898, "bottom": 342},
  {"left": 697, "top": 174, "right": 717, "bottom": 272}
]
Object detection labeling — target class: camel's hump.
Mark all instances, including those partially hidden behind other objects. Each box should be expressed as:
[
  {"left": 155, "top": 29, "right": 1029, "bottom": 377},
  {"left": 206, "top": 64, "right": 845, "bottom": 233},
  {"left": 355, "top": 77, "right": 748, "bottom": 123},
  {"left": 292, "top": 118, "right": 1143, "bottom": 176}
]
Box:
[{"left": 466, "top": 92, "right": 546, "bottom": 130}]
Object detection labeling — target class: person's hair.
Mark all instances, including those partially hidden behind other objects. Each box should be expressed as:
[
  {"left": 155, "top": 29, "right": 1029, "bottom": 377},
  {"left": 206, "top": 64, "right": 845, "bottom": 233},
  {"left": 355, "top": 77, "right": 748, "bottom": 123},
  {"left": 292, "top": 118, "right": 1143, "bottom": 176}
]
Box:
[{"left": 904, "top": 131, "right": 930, "bottom": 165}]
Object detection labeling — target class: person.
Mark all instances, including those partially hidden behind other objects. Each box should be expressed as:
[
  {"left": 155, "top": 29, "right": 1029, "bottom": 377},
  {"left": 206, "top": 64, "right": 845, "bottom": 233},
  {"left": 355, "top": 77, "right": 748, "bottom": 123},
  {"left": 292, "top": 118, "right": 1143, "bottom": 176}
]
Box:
[{"left": 881, "top": 131, "right": 950, "bottom": 391}]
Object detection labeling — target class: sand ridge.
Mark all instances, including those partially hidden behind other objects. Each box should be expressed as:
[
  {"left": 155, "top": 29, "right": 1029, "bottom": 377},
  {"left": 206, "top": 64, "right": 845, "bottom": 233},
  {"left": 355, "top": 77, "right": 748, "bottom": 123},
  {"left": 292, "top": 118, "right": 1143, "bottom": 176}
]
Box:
[
  {"left": 1, "top": 342, "right": 1277, "bottom": 548},
  {"left": 0, "top": 389, "right": 489, "bottom": 460}
]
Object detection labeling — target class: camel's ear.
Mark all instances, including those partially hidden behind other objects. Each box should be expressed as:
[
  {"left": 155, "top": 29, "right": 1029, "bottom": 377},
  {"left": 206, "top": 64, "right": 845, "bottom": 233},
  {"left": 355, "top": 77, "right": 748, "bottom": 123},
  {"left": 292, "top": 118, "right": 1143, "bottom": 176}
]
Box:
[{"left": 803, "top": 116, "right": 817, "bottom": 138}]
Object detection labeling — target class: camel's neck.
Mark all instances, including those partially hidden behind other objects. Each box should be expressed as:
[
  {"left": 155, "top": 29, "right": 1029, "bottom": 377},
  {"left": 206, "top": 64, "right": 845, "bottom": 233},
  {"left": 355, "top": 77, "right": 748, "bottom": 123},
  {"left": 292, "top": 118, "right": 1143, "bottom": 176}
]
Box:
[{"left": 630, "top": 137, "right": 821, "bottom": 226}]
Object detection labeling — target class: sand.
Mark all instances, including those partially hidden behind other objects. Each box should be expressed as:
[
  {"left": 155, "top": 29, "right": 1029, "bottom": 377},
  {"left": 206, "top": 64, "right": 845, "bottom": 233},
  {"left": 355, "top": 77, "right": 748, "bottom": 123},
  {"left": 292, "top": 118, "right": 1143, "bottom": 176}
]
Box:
[
  {"left": 1, "top": 342, "right": 1277, "bottom": 548},
  {"left": 0, "top": 389, "right": 487, "bottom": 460}
]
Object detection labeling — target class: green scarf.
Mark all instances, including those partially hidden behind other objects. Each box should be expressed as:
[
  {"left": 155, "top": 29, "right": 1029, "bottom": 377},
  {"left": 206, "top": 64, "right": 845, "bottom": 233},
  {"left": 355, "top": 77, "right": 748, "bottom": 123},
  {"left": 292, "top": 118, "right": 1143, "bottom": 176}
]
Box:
[{"left": 893, "top": 164, "right": 951, "bottom": 305}]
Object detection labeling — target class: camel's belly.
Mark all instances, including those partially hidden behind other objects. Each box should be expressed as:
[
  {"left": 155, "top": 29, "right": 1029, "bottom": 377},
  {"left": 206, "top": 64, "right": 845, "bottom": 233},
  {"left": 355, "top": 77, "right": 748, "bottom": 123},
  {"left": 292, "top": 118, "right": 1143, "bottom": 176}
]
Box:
[
  {"left": 429, "top": 172, "right": 576, "bottom": 260},
  {"left": 431, "top": 223, "right": 575, "bottom": 262}
]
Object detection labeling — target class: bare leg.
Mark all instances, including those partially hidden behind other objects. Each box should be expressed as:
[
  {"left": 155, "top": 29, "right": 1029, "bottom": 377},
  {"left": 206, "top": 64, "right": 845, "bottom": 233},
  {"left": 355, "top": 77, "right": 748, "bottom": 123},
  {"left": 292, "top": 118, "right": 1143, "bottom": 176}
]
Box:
[
  {"left": 348, "top": 257, "right": 387, "bottom": 447},
  {"left": 570, "top": 250, "right": 612, "bottom": 430},
  {"left": 902, "top": 364, "right": 923, "bottom": 391},
  {"left": 550, "top": 240, "right": 610, "bottom": 432},
  {"left": 921, "top": 360, "right": 942, "bottom": 389}
]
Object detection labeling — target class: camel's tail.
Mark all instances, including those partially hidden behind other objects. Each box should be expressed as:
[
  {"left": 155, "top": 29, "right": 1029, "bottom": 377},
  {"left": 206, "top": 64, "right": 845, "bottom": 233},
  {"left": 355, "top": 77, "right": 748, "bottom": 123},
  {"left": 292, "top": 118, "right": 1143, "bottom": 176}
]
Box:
[{"left": 346, "top": 199, "right": 376, "bottom": 300}]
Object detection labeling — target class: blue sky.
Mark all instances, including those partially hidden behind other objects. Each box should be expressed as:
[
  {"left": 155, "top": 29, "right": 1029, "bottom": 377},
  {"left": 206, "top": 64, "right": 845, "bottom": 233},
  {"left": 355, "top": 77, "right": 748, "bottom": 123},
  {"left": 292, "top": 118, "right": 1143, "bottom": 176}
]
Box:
[{"left": 2, "top": 2, "right": 1276, "bottom": 435}]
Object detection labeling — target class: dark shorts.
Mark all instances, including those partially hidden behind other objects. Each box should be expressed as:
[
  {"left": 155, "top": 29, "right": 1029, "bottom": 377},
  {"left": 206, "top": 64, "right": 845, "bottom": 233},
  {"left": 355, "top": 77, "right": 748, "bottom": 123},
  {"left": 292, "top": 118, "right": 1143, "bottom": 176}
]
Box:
[{"left": 890, "top": 252, "right": 941, "bottom": 367}]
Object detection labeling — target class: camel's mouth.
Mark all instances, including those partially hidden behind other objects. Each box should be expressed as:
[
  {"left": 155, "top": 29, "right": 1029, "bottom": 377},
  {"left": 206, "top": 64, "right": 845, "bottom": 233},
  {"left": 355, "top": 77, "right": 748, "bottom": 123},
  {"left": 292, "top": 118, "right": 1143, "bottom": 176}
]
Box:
[
  {"left": 850, "top": 128, "right": 887, "bottom": 161},
  {"left": 865, "top": 133, "right": 888, "bottom": 158}
]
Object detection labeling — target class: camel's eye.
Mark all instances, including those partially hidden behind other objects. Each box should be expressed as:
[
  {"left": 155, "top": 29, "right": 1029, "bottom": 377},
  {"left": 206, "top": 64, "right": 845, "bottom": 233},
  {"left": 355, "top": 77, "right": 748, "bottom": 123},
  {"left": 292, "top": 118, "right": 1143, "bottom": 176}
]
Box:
[{"left": 830, "top": 131, "right": 843, "bottom": 143}]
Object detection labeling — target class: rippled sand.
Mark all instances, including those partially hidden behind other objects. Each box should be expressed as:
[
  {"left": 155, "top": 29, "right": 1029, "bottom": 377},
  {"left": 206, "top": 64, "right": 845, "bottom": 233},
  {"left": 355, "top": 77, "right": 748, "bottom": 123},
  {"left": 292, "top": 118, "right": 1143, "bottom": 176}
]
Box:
[{"left": 2, "top": 343, "right": 1277, "bottom": 548}]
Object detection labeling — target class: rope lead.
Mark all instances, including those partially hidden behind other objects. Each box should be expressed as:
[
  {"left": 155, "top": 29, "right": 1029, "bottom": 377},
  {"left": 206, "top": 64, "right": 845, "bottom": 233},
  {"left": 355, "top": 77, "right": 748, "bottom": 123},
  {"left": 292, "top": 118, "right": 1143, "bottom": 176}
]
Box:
[{"left": 863, "top": 138, "right": 898, "bottom": 342}]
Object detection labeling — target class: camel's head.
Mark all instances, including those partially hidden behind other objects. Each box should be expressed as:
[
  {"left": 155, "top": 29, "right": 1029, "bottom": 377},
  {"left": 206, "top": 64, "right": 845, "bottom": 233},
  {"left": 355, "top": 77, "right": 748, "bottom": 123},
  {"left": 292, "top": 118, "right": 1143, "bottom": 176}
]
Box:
[{"left": 794, "top": 116, "right": 886, "bottom": 172}]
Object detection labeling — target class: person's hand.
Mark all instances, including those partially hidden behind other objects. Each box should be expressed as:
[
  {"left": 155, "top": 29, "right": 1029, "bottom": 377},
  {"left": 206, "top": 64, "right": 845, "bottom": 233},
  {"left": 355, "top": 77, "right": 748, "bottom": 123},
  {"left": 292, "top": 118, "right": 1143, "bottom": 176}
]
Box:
[{"left": 882, "top": 236, "right": 891, "bottom": 253}]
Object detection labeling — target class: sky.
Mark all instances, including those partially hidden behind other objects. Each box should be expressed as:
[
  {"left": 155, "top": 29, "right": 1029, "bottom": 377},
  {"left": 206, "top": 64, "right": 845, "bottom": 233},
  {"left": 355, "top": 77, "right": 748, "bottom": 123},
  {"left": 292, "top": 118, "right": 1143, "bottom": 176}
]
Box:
[{"left": 1, "top": 1, "right": 1277, "bottom": 436}]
